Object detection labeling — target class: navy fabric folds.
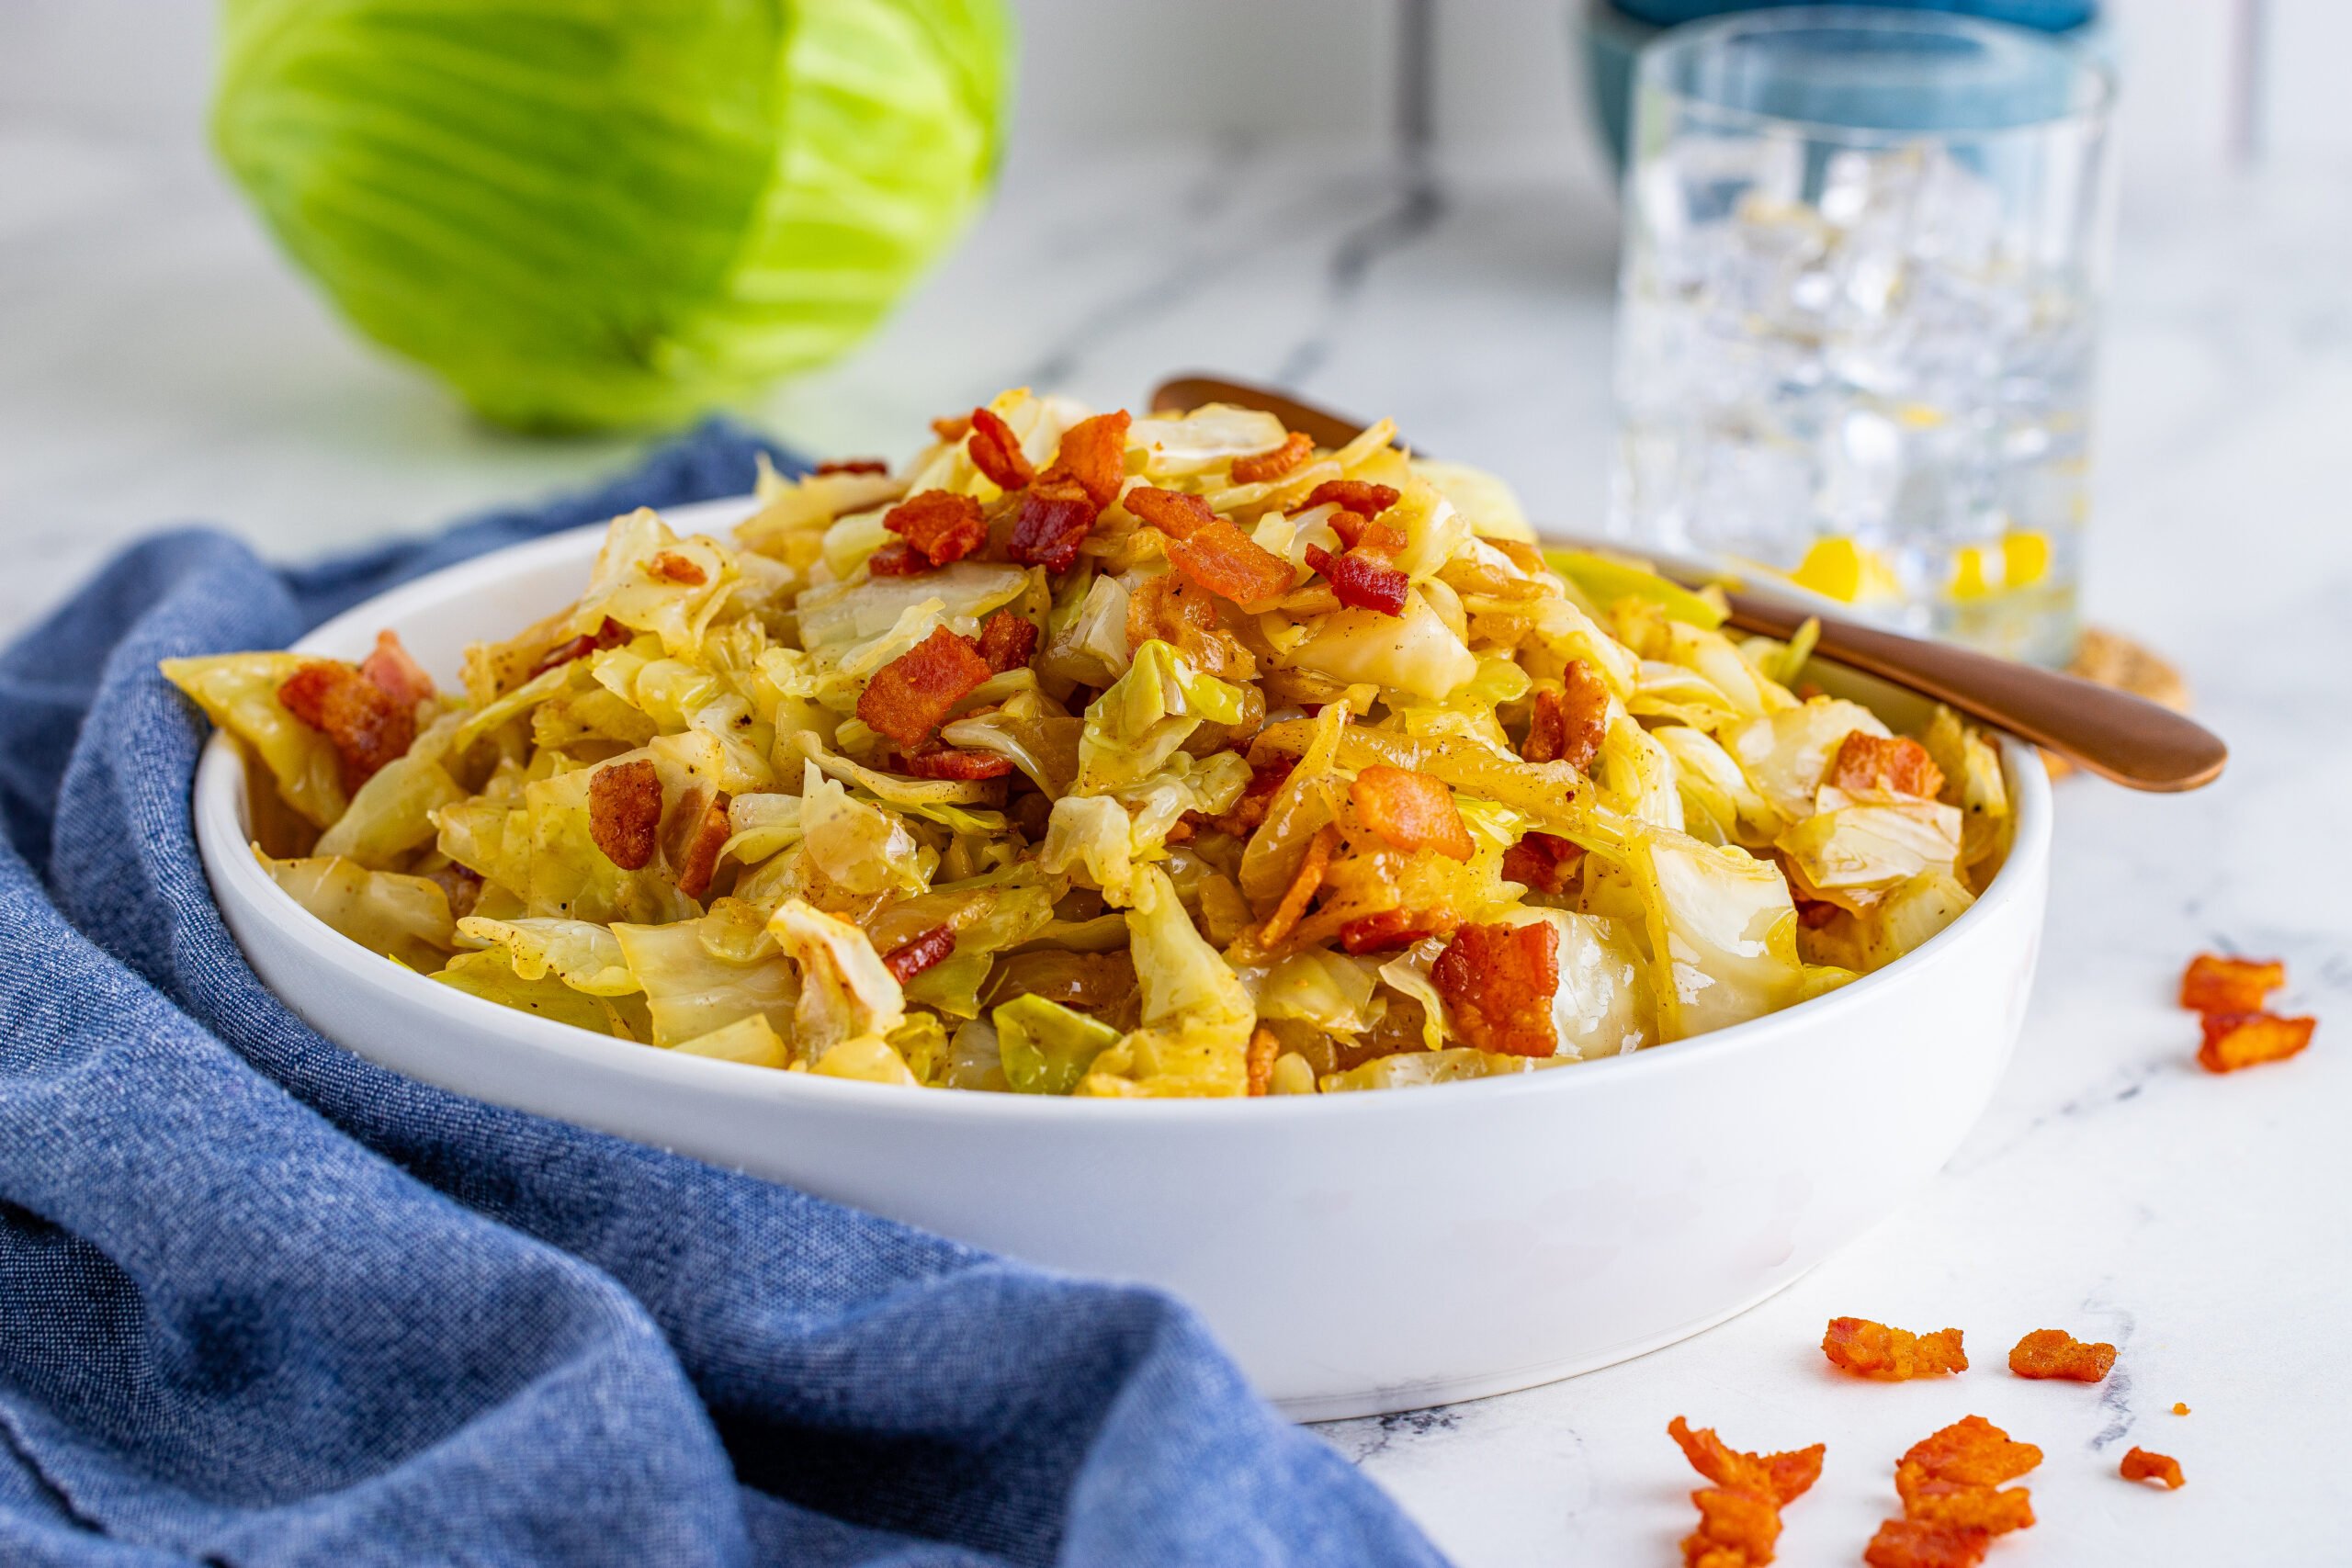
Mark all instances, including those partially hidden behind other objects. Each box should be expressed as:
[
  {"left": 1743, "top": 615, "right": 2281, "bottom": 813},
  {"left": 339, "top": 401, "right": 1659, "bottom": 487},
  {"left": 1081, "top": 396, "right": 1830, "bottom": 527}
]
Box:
[{"left": 0, "top": 423, "right": 1446, "bottom": 1568}]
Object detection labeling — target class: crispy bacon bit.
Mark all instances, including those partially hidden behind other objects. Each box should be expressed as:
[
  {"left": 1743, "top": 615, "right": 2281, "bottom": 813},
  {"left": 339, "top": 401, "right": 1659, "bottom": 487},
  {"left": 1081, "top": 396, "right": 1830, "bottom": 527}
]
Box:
[
  {"left": 883, "top": 925, "right": 957, "bottom": 985},
  {"left": 1007, "top": 479, "right": 1101, "bottom": 572},
  {"left": 358, "top": 629, "right": 435, "bottom": 711},
  {"left": 1303, "top": 479, "right": 1400, "bottom": 518},
  {"left": 1256, "top": 824, "right": 1338, "bottom": 949},
  {"left": 1350, "top": 765, "right": 1472, "bottom": 861},
  {"left": 1863, "top": 1518, "right": 1992, "bottom": 1568},
  {"left": 1822, "top": 1317, "right": 1968, "bottom": 1381},
  {"left": 930, "top": 413, "right": 972, "bottom": 444},
  {"left": 647, "top": 550, "right": 708, "bottom": 586},
  {"left": 883, "top": 489, "right": 988, "bottom": 569},
  {"left": 1682, "top": 1484, "right": 1780, "bottom": 1568},
  {"left": 1894, "top": 1463, "right": 2035, "bottom": 1534},
  {"left": 1905, "top": 1417, "right": 2042, "bottom": 1488},
  {"left": 1503, "top": 831, "right": 1584, "bottom": 895},
  {"left": 1829, "top": 731, "right": 1947, "bottom": 799},
  {"left": 976, "top": 609, "right": 1039, "bottom": 674},
  {"left": 278, "top": 660, "right": 417, "bottom": 791},
  {"left": 1229, "top": 430, "right": 1314, "bottom": 484},
  {"left": 2120, "top": 1448, "right": 2184, "bottom": 1489},
  {"left": 586, "top": 759, "right": 662, "bottom": 872},
  {"left": 1247, "top": 1026, "right": 1280, "bottom": 1097},
  {"left": 965, "top": 406, "right": 1034, "bottom": 491},
  {"left": 1338, "top": 908, "right": 1456, "bottom": 954},
  {"left": 1432, "top": 921, "right": 1561, "bottom": 1057},
  {"left": 1327, "top": 514, "right": 1408, "bottom": 554},
  {"left": 1521, "top": 660, "right": 1610, "bottom": 770},
  {"left": 1668, "top": 1416, "right": 1825, "bottom": 1507},
  {"left": 2179, "top": 952, "right": 2285, "bottom": 1014},
  {"left": 1213, "top": 756, "right": 1295, "bottom": 838},
  {"left": 531, "top": 615, "right": 631, "bottom": 675},
  {"left": 1044, "top": 410, "right": 1131, "bottom": 508},
  {"left": 2007, "top": 1328, "right": 2116, "bottom": 1382},
  {"left": 1125, "top": 484, "right": 1218, "bottom": 540},
  {"left": 1168, "top": 518, "right": 1297, "bottom": 604},
  {"left": 903, "top": 748, "right": 1015, "bottom": 781},
  {"left": 856, "top": 625, "right": 992, "bottom": 750},
  {"left": 814, "top": 457, "right": 890, "bottom": 476},
  {"left": 865, "top": 540, "right": 931, "bottom": 577},
  {"left": 2197, "top": 1010, "right": 2316, "bottom": 1072},
  {"left": 673, "top": 791, "right": 732, "bottom": 900},
  {"left": 1305, "top": 544, "right": 1410, "bottom": 617},
  {"left": 2173, "top": 1403, "right": 2189, "bottom": 1416}
]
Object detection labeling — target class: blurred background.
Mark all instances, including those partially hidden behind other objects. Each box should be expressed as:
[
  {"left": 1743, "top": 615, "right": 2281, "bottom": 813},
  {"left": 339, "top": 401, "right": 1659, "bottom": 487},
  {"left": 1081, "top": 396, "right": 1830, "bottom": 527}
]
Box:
[{"left": 3, "top": 0, "right": 2346, "bottom": 650}]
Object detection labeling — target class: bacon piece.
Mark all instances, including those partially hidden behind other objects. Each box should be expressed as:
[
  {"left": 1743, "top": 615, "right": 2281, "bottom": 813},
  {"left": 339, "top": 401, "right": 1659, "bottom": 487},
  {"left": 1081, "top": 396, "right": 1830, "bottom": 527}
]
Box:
[
  {"left": 673, "top": 791, "right": 732, "bottom": 900},
  {"left": 1863, "top": 1518, "right": 1991, "bottom": 1568},
  {"left": 2120, "top": 1448, "right": 2184, "bottom": 1489},
  {"left": 1903, "top": 1416, "right": 2041, "bottom": 1488},
  {"left": 1305, "top": 544, "right": 1410, "bottom": 617},
  {"left": 903, "top": 748, "right": 1014, "bottom": 781},
  {"left": 1432, "top": 921, "right": 1561, "bottom": 1057},
  {"left": 1255, "top": 824, "right": 1337, "bottom": 949},
  {"left": 358, "top": 629, "right": 435, "bottom": 711},
  {"left": 2197, "top": 1010, "right": 2315, "bottom": 1072},
  {"left": 1169, "top": 518, "right": 1297, "bottom": 604},
  {"left": 1327, "top": 514, "right": 1408, "bottom": 554},
  {"left": 2178, "top": 952, "right": 2285, "bottom": 1014},
  {"left": 1795, "top": 896, "right": 1842, "bottom": 929},
  {"left": 1044, "top": 410, "right": 1131, "bottom": 508},
  {"left": 965, "top": 406, "right": 1034, "bottom": 491},
  {"left": 883, "top": 489, "right": 988, "bottom": 568},
  {"left": 1338, "top": 908, "right": 1456, "bottom": 954},
  {"left": 1894, "top": 1463, "right": 2034, "bottom": 1535},
  {"left": 2007, "top": 1328, "right": 2116, "bottom": 1382},
  {"left": 814, "top": 457, "right": 890, "bottom": 476},
  {"left": 1349, "top": 765, "right": 1472, "bottom": 861},
  {"left": 1822, "top": 1317, "right": 1968, "bottom": 1381},
  {"left": 1125, "top": 484, "right": 1218, "bottom": 540},
  {"left": 647, "top": 550, "right": 707, "bottom": 586},
  {"left": 1229, "top": 430, "right": 1313, "bottom": 484},
  {"left": 278, "top": 660, "right": 416, "bottom": 791},
  {"left": 1213, "top": 756, "right": 1295, "bottom": 839},
  {"left": 1126, "top": 570, "right": 1219, "bottom": 653},
  {"left": 1681, "top": 1484, "right": 1779, "bottom": 1568},
  {"left": 532, "top": 616, "right": 632, "bottom": 675},
  {"left": 1503, "top": 831, "right": 1585, "bottom": 896},
  {"left": 976, "top": 609, "right": 1039, "bottom": 674},
  {"left": 883, "top": 925, "right": 957, "bottom": 985},
  {"left": 1247, "top": 1026, "right": 1280, "bottom": 1097},
  {"left": 1303, "top": 479, "right": 1400, "bottom": 518},
  {"left": 1668, "top": 1416, "right": 1824, "bottom": 1507},
  {"left": 586, "top": 759, "right": 662, "bottom": 872},
  {"left": 1829, "top": 731, "right": 1946, "bottom": 799},
  {"left": 865, "top": 540, "right": 931, "bottom": 577},
  {"left": 1520, "top": 660, "right": 1611, "bottom": 770},
  {"left": 856, "top": 625, "right": 992, "bottom": 750},
  {"left": 1007, "top": 478, "right": 1101, "bottom": 572},
  {"left": 930, "top": 413, "right": 972, "bottom": 444}
]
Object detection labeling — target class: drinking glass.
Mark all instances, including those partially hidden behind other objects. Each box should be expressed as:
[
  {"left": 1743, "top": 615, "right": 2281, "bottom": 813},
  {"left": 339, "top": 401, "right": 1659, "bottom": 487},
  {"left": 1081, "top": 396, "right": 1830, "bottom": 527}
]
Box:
[{"left": 1609, "top": 6, "right": 2115, "bottom": 666}]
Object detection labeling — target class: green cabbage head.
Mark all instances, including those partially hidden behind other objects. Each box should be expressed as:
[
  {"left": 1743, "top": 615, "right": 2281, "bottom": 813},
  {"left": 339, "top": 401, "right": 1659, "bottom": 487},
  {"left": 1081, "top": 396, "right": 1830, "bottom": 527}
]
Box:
[{"left": 213, "top": 0, "right": 1013, "bottom": 430}]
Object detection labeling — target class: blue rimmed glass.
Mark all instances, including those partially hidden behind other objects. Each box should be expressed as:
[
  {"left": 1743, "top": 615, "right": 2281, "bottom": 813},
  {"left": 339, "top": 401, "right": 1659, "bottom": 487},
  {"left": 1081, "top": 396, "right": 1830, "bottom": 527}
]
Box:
[{"left": 1608, "top": 6, "right": 2115, "bottom": 665}]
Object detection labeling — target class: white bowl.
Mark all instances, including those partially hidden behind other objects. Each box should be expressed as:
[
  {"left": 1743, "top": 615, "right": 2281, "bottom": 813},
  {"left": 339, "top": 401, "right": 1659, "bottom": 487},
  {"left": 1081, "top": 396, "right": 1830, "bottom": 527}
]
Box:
[{"left": 194, "top": 496, "right": 2051, "bottom": 1421}]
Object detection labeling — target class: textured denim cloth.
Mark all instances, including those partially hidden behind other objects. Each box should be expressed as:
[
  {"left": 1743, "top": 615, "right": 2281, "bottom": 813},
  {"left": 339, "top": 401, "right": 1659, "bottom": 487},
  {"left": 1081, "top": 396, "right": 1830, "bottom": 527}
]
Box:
[{"left": 0, "top": 423, "right": 1448, "bottom": 1568}]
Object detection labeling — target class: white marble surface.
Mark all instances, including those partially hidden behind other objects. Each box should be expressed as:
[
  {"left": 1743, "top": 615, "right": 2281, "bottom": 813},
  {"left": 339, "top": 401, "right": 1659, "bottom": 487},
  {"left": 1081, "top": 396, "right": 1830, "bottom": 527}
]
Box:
[{"left": 5, "top": 125, "right": 2347, "bottom": 1563}]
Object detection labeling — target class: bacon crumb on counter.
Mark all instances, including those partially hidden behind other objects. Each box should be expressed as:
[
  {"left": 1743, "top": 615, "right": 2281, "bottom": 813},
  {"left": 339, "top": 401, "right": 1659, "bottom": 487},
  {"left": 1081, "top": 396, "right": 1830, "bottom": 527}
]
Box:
[
  {"left": 673, "top": 792, "right": 732, "bottom": 900},
  {"left": 1864, "top": 1416, "right": 2042, "bottom": 1568},
  {"left": 2171, "top": 1403, "right": 2190, "bottom": 1416},
  {"left": 586, "top": 759, "right": 662, "bottom": 872},
  {"left": 1822, "top": 1317, "right": 1967, "bottom": 1381},
  {"left": 2007, "top": 1328, "right": 2116, "bottom": 1382},
  {"left": 883, "top": 925, "right": 957, "bottom": 985},
  {"left": 883, "top": 489, "right": 988, "bottom": 569},
  {"left": 2119, "top": 1448, "right": 2184, "bottom": 1489},
  {"left": 2197, "top": 1010, "right": 2315, "bottom": 1072},
  {"left": 976, "top": 609, "right": 1039, "bottom": 673},
  {"left": 1229, "top": 429, "right": 1313, "bottom": 484},
  {"left": 1828, "top": 732, "right": 1946, "bottom": 798},
  {"left": 1168, "top": 518, "right": 1296, "bottom": 604},
  {"left": 856, "top": 626, "right": 992, "bottom": 750},
  {"left": 278, "top": 660, "right": 416, "bottom": 790},
  {"left": 2178, "top": 953, "right": 2285, "bottom": 1014},
  {"left": 964, "top": 405, "right": 1033, "bottom": 491},
  {"left": 1668, "top": 1416, "right": 1822, "bottom": 1568},
  {"left": 358, "top": 629, "right": 435, "bottom": 710},
  {"left": 1432, "top": 921, "right": 1560, "bottom": 1057},
  {"left": 1349, "top": 765, "right": 1473, "bottom": 861}
]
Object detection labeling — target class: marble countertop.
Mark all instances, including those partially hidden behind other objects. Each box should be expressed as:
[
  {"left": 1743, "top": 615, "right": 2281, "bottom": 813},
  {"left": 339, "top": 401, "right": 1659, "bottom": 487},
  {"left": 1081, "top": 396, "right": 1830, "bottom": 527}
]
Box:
[{"left": 6, "top": 127, "right": 2346, "bottom": 1562}]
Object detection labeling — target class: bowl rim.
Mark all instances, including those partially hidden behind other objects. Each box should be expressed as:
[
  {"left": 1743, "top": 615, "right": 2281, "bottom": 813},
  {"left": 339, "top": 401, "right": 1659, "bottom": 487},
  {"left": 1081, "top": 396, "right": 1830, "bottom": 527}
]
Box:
[{"left": 190, "top": 500, "right": 2052, "bottom": 1128}]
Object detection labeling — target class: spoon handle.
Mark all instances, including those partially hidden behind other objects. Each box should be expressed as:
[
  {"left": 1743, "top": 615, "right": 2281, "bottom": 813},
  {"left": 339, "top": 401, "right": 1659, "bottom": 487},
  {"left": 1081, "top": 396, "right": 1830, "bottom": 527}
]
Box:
[{"left": 1148, "top": 373, "right": 2228, "bottom": 793}]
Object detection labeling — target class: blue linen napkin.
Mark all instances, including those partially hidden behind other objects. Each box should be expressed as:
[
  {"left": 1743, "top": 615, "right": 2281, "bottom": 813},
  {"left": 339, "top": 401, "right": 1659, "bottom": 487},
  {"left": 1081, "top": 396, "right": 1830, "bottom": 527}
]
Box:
[{"left": 0, "top": 423, "right": 1450, "bottom": 1568}]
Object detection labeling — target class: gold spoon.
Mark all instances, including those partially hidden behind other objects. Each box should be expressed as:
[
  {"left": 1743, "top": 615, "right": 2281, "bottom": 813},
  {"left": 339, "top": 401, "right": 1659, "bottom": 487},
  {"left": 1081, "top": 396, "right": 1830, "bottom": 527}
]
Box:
[{"left": 1149, "top": 374, "right": 2227, "bottom": 792}]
